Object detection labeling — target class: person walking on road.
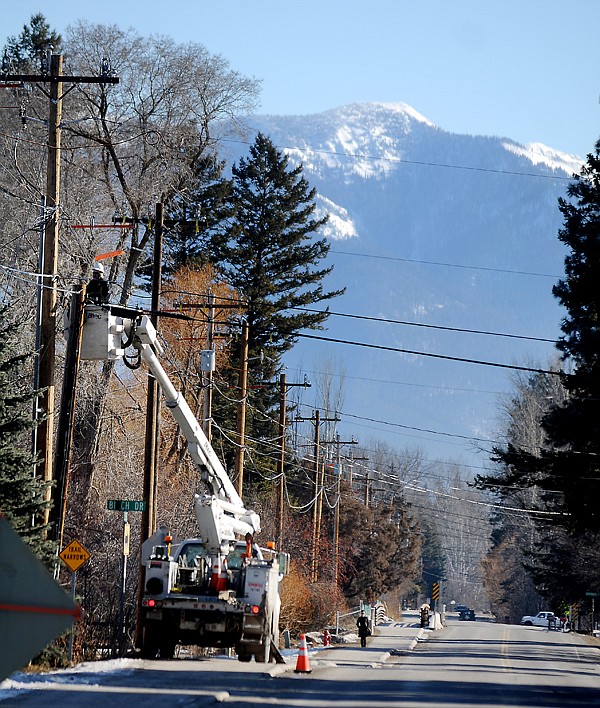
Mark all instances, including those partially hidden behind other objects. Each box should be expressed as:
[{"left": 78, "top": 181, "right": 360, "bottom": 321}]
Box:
[{"left": 356, "top": 610, "right": 370, "bottom": 648}]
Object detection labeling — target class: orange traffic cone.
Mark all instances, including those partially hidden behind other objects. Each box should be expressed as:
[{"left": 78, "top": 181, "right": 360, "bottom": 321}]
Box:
[
  {"left": 209, "top": 558, "right": 228, "bottom": 593},
  {"left": 294, "top": 633, "right": 312, "bottom": 673}
]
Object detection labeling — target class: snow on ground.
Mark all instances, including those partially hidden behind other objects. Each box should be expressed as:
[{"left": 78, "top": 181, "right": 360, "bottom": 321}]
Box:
[
  {"left": 0, "top": 659, "right": 141, "bottom": 702},
  {"left": 0, "top": 642, "right": 342, "bottom": 702}
]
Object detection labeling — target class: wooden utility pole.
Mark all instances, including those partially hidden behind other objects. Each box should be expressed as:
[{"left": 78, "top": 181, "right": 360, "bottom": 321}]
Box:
[
  {"left": 54, "top": 286, "right": 86, "bottom": 548},
  {"left": 2, "top": 56, "right": 119, "bottom": 527},
  {"left": 202, "top": 292, "right": 215, "bottom": 440},
  {"left": 234, "top": 321, "right": 249, "bottom": 498},
  {"left": 310, "top": 410, "right": 321, "bottom": 582},
  {"left": 38, "top": 53, "right": 63, "bottom": 525},
  {"left": 332, "top": 434, "right": 358, "bottom": 587},
  {"left": 275, "top": 374, "right": 311, "bottom": 547},
  {"left": 141, "top": 203, "right": 163, "bottom": 539},
  {"left": 135, "top": 203, "right": 163, "bottom": 651},
  {"left": 301, "top": 409, "right": 338, "bottom": 582},
  {"left": 276, "top": 373, "right": 287, "bottom": 546}
]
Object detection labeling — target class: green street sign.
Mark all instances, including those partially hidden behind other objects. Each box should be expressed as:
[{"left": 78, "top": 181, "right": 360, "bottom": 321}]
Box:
[
  {"left": 107, "top": 499, "right": 147, "bottom": 512},
  {"left": 585, "top": 592, "right": 599, "bottom": 597}
]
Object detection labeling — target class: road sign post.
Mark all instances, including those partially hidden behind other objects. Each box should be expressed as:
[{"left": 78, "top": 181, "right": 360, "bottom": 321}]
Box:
[
  {"left": 106, "top": 501, "right": 144, "bottom": 655},
  {"left": 59, "top": 539, "right": 91, "bottom": 661}
]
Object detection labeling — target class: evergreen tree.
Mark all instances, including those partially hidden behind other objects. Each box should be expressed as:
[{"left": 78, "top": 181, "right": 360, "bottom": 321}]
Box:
[
  {"left": 339, "top": 496, "right": 420, "bottom": 602},
  {"left": 545, "top": 139, "right": 600, "bottom": 463},
  {"left": 419, "top": 521, "right": 446, "bottom": 597},
  {"left": 3, "top": 14, "right": 62, "bottom": 72},
  {"left": 211, "top": 133, "right": 344, "bottom": 479},
  {"left": 492, "top": 141, "right": 600, "bottom": 532},
  {"left": 217, "top": 132, "right": 345, "bottom": 365},
  {"left": 477, "top": 143, "right": 600, "bottom": 533},
  {"left": 0, "top": 307, "right": 51, "bottom": 559},
  {"left": 159, "top": 154, "right": 234, "bottom": 276},
  {"left": 472, "top": 143, "right": 600, "bottom": 613}
]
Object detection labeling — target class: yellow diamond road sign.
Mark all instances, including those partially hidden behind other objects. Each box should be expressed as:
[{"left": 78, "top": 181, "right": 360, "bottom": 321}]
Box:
[{"left": 59, "top": 539, "right": 91, "bottom": 573}]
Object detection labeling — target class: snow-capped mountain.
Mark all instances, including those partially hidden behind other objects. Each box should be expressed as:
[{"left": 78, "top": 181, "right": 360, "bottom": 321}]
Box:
[{"left": 237, "top": 103, "right": 583, "bottom": 473}]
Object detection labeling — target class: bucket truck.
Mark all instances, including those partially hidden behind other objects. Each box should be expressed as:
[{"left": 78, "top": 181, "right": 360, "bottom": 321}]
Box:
[{"left": 80, "top": 304, "right": 289, "bottom": 662}]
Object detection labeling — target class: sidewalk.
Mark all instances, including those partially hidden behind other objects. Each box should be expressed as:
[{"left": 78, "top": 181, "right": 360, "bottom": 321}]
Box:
[{"left": 271, "top": 618, "right": 429, "bottom": 675}]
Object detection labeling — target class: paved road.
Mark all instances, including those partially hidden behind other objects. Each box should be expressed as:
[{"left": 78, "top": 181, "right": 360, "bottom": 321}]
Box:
[{"left": 2, "top": 617, "right": 600, "bottom": 706}]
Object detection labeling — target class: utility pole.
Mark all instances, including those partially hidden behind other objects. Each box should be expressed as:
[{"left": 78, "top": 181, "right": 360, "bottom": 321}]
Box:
[
  {"left": 331, "top": 433, "right": 358, "bottom": 587},
  {"left": 277, "top": 373, "right": 287, "bottom": 546},
  {"left": 141, "top": 202, "right": 163, "bottom": 539},
  {"left": 135, "top": 203, "right": 163, "bottom": 651},
  {"left": 295, "top": 410, "right": 338, "bottom": 583},
  {"left": 38, "top": 53, "right": 63, "bottom": 525},
  {"left": 202, "top": 292, "right": 215, "bottom": 440},
  {"left": 276, "top": 373, "right": 311, "bottom": 547},
  {"left": 311, "top": 410, "right": 321, "bottom": 583},
  {"left": 234, "top": 321, "right": 249, "bottom": 498},
  {"left": 53, "top": 286, "right": 86, "bottom": 548},
  {"left": 1, "top": 55, "right": 118, "bottom": 528}
]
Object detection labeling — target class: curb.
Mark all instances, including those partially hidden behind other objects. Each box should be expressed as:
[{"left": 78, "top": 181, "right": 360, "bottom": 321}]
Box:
[{"left": 408, "top": 628, "right": 428, "bottom": 651}]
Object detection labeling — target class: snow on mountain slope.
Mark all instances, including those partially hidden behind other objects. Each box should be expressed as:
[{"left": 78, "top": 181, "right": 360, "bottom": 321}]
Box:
[
  {"left": 238, "top": 103, "right": 583, "bottom": 472},
  {"left": 502, "top": 141, "right": 582, "bottom": 174}
]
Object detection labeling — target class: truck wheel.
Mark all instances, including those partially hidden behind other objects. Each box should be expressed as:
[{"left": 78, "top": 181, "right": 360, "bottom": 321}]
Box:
[
  {"left": 141, "top": 622, "right": 160, "bottom": 659},
  {"left": 235, "top": 645, "right": 252, "bottom": 662},
  {"left": 256, "top": 634, "right": 271, "bottom": 663},
  {"left": 159, "top": 636, "right": 177, "bottom": 659},
  {"left": 255, "top": 615, "right": 273, "bottom": 663},
  {"left": 523, "top": 621, "right": 533, "bottom": 626}
]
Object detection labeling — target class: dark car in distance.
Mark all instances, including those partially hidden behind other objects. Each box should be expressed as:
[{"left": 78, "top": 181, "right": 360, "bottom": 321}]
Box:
[{"left": 459, "top": 609, "right": 476, "bottom": 621}]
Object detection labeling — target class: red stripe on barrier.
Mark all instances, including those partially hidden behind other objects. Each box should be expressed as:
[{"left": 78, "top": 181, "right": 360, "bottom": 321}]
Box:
[{"left": 0, "top": 603, "right": 81, "bottom": 618}]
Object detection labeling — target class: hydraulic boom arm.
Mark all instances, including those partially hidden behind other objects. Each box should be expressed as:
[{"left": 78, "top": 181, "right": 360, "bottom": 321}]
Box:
[{"left": 80, "top": 306, "right": 260, "bottom": 552}]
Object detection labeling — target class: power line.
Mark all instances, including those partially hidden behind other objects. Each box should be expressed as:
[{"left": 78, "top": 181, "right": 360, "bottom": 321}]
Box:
[
  {"left": 296, "top": 306, "right": 556, "bottom": 343},
  {"left": 341, "top": 410, "right": 494, "bottom": 445},
  {"left": 287, "top": 365, "right": 502, "bottom": 396},
  {"left": 296, "top": 332, "right": 562, "bottom": 376},
  {"left": 328, "top": 249, "right": 562, "bottom": 279},
  {"left": 224, "top": 137, "right": 574, "bottom": 182}
]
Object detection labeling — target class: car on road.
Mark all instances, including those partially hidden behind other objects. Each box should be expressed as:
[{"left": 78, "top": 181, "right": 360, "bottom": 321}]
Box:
[
  {"left": 520, "top": 611, "right": 557, "bottom": 627},
  {"left": 459, "top": 609, "right": 476, "bottom": 621}
]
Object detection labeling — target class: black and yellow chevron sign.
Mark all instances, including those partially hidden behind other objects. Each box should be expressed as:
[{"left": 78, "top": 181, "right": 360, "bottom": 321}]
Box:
[{"left": 432, "top": 582, "right": 440, "bottom": 601}]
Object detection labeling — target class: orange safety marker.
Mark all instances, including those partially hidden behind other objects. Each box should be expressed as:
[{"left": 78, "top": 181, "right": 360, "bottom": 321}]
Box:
[
  {"left": 294, "top": 633, "right": 312, "bottom": 673},
  {"left": 209, "top": 559, "right": 228, "bottom": 593},
  {"left": 95, "top": 250, "right": 125, "bottom": 261}
]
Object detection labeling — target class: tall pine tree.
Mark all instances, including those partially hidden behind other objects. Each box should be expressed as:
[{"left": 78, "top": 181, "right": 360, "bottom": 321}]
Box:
[
  {"left": 160, "top": 153, "right": 234, "bottom": 275},
  {"left": 542, "top": 139, "right": 600, "bottom": 531},
  {"left": 212, "top": 133, "right": 344, "bottom": 480},
  {"left": 477, "top": 140, "right": 600, "bottom": 532},
  {"left": 218, "top": 133, "right": 344, "bottom": 364},
  {"left": 3, "top": 14, "right": 62, "bottom": 72},
  {"left": 0, "top": 307, "right": 51, "bottom": 559}
]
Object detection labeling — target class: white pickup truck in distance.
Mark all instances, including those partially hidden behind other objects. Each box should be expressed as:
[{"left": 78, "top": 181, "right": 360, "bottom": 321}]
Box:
[{"left": 520, "top": 611, "right": 558, "bottom": 627}]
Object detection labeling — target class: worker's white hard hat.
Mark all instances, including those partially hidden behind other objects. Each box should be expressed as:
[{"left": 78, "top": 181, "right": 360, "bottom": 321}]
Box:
[{"left": 92, "top": 262, "right": 104, "bottom": 274}]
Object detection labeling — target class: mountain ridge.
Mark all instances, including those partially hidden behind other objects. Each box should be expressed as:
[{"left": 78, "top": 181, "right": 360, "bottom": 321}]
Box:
[{"left": 233, "top": 102, "right": 581, "bottom": 470}]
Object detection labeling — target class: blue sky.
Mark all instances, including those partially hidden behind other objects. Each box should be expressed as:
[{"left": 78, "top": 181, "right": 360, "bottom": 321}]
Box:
[{"left": 3, "top": 0, "right": 599, "bottom": 158}]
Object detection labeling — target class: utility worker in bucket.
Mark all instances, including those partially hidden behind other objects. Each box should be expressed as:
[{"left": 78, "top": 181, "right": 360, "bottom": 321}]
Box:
[
  {"left": 356, "top": 609, "right": 370, "bottom": 647},
  {"left": 86, "top": 262, "right": 109, "bottom": 304}
]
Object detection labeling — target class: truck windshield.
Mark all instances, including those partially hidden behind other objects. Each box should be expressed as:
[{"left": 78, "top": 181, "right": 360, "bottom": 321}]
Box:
[{"left": 179, "top": 543, "right": 207, "bottom": 567}]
